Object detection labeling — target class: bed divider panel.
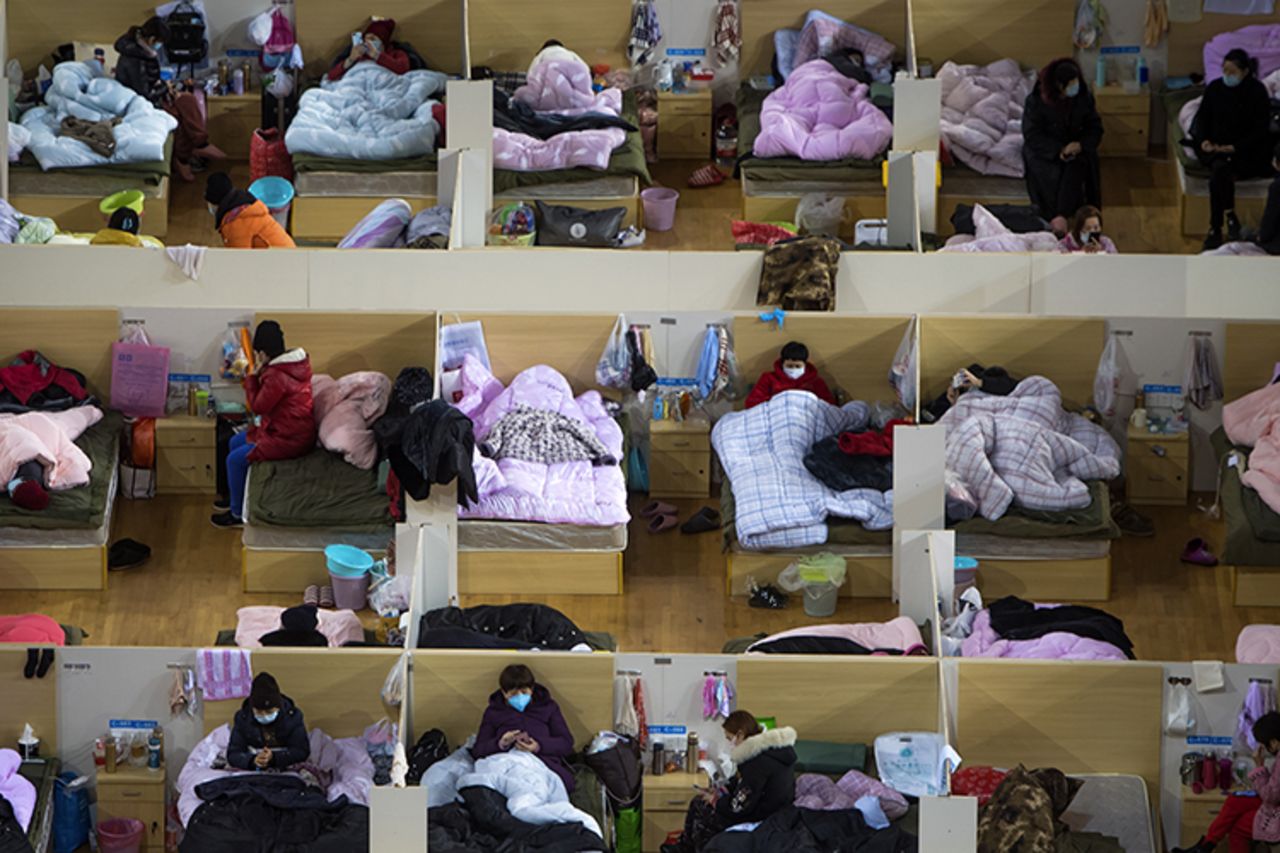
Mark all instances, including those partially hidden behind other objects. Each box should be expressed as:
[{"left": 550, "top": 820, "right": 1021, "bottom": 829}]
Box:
[
  {"left": 296, "top": 2, "right": 467, "bottom": 78},
  {"left": 201, "top": 648, "right": 401, "bottom": 739},
  {"left": 955, "top": 659, "right": 1162, "bottom": 797},
  {"left": 410, "top": 650, "right": 614, "bottom": 749},
  {"left": 911, "top": 0, "right": 1074, "bottom": 69},
  {"left": 466, "top": 0, "right": 630, "bottom": 71},
  {"left": 0, "top": 647, "right": 58, "bottom": 754},
  {"left": 738, "top": 0, "right": 908, "bottom": 77},
  {"left": 737, "top": 656, "right": 939, "bottom": 744},
  {"left": 441, "top": 313, "right": 618, "bottom": 393},
  {"left": 0, "top": 307, "right": 120, "bottom": 399},
  {"left": 1224, "top": 321, "right": 1280, "bottom": 404}
]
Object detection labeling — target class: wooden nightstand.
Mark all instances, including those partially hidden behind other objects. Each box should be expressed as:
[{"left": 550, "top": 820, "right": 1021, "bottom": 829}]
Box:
[
  {"left": 649, "top": 419, "right": 711, "bottom": 498},
  {"left": 1180, "top": 788, "right": 1230, "bottom": 849},
  {"left": 643, "top": 770, "right": 707, "bottom": 852},
  {"left": 658, "top": 90, "right": 713, "bottom": 160},
  {"left": 1096, "top": 85, "right": 1150, "bottom": 158},
  {"left": 156, "top": 415, "right": 217, "bottom": 495},
  {"left": 97, "top": 764, "right": 166, "bottom": 852},
  {"left": 207, "top": 94, "right": 262, "bottom": 161},
  {"left": 1126, "top": 426, "right": 1189, "bottom": 506}
]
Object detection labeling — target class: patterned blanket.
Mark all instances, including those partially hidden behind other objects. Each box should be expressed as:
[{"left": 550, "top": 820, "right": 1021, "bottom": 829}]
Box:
[
  {"left": 712, "top": 392, "right": 893, "bottom": 550},
  {"left": 941, "top": 376, "right": 1121, "bottom": 521}
]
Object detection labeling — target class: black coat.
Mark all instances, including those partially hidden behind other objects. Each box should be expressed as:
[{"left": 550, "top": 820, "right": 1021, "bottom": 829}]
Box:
[
  {"left": 717, "top": 728, "right": 797, "bottom": 826},
  {"left": 803, "top": 436, "right": 893, "bottom": 492},
  {"left": 428, "top": 787, "right": 603, "bottom": 852},
  {"left": 0, "top": 796, "right": 33, "bottom": 853},
  {"left": 1190, "top": 76, "right": 1273, "bottom": 170},
  {"left": 1021, "top": 81, "right": 1103, "bottom": 218},
  {"left": 114, "top": 29, "right": 167, "bottom": 105},
  {"left": 988, "top": 595, "right": 1135, "bottom": 659},
  {"left": 226, "top": 694, "right": 310, "bottom": 770},
  {"left": 704, "top": 806, "right": 917, "bottom": 853},
  {"left": 418, "top": 604, "right": 587, "bottom": 650},
  {"left": 377, "top": 398, "right": 479, "bottom": 507},
  {"left": 180, "top": 778, "right": 368, "bottom": 853}
]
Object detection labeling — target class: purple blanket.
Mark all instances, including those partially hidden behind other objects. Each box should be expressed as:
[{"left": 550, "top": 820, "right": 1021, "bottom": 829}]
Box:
[
  {"left": 753, "top": 60, "right": 892, "bottom": 161},
  {"left": 452, "top": 358, "right": 629, "bottom": 527},
  {"left": 961, "top": 606, "right": 1129, "bottom": 660},
  {"left": 1204, "top": 24, "right": 1280, "bottom": 82},
  {"left": 939, "top": 59, "right": 1034, "bottom": 178},
  {"left": 493, "top": 59, "right": 626, "bottom": 172}
]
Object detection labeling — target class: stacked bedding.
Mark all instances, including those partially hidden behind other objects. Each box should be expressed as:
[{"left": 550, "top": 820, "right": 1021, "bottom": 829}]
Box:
[{"left": 938, "top": 60, "right": 1035, "bottom": 178}]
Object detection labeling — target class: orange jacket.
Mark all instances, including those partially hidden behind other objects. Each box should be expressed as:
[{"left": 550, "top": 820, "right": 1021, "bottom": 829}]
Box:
[{"left": 218, "top": 200, "right": 296, "bottom": 249}]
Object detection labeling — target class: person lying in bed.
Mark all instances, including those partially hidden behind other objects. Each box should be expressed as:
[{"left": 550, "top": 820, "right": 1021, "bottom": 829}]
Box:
[
  {"left": 528, "top": 39, "right": 586, "bottom": 76},
  {"left": 473, "top": 664, "right": 577, "bottom": 793},
  {"left": 327, "top": 18, "right": 410, "bottom": 81},
  {"left": 212, "top": 320, "right": 315, "bottom": 528},
  {"left": 744, "top": 342, "right": 836, "bottom": 409},
  {"left": 662, "top": 711, "right": 797, "bottom": 853},
  {"left": 1175, "top": 711, "right": 1280, "bottom": 852},
  {"left": 227, "top": 672, "right": 311, "bottom": 771},
  {"left": 922, "top": 364, "right": 1019, "bottom": 422}
]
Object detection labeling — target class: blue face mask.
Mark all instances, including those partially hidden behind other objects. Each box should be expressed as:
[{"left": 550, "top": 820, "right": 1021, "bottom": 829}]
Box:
[
  {"left": 1064, "top": 81, "right": 1081, "bottom": 98},
  {"left": 507, "top": 693, "right": 532, "bottom": 712},
  {"left": 254, "top": 710, "right": 279, "bottom": 725},
  {"left": 1223, "top": 73, "right": 1243, "bottom": 88}
]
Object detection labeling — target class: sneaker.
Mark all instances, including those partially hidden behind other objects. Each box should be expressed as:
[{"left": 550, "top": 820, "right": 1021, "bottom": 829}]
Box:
[
  {"left": 210, "top": 511, "right": 243, "bottom": 529},
  {"left": 1226, "top": 212, "right": 1242, "bottom": 242},
  {"left": 748, "top": 583, "right": 789, "bottom": 609},
  {"left": 1202, "top": 227, "right": 1223, "bottom": 252},
  {"left": 1112, "top": 501, "right": 1155, "bottom": 537},
  {"left": 1181, "top": 537, "right": 1219, "bottom": 567},
  {"left": 212, "top": 497, "right": 231, "bottom": 511}
]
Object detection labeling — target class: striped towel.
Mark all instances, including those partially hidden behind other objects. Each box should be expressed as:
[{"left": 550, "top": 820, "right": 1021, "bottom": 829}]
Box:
[{"left": 197, "top": 649, "right": 253, "bottom": 701}]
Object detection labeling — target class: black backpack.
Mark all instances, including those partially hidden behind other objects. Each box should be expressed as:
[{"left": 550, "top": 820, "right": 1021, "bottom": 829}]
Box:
[
  {"left": 164, "top": 2, "right": 208, "bottom": 65},
  {"left": 406, "top": 729, "right": 450, "bottom": 785}
]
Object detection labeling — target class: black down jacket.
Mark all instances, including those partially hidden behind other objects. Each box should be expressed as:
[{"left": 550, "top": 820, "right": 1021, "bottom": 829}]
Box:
[
  {"left": 226, "top": 694, "right": 310, "bottom": 771},
  {"left": 717, "top": 727, "right": 798, "bottom": 825},
  {"left": 704, "top": 805, "right": 918, "bottom": 853},
  {"left": 114, "top": 29, "right": 167, "bottom": 105},
  {"left": 418, "top": 604, "right": 587, "bottom": 650},
  {"left": 428, "top": 786, "right": 603, "bottom": 852}
]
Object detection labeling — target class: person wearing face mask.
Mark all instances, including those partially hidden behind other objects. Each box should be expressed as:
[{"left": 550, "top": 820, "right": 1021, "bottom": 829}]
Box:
[
  {"left": 472, "top": 664, "right": 577, "bottom": 793},
  {"left": 327, "top": 18, "right": 411, "bottom": 81},
  {"left": 1021, "top": 57, "right": 1104, "bottom": 232},
  {"left": 1189, "top": 48, "right": 1273, "bottom": 251},
  {"left": 204, "top": 173, "right": 296, "bottom": 249},
  {"left": 114, "top": 16, "right": 225, "bottom": 183},
  {"left": 662, "top": 712, "right": 797, "bottom": 853},
  {"left": 1174, "top": 711, "right": 1280, "bottom": 852},
  {"left": 744, "top": 342, "right": 836, "bottom": 409},
  {"left": 1058, "top": 205, "right": 1117, "bottom": 254},
  {"left": 226, "top": 672, "right": 311, "bottom": 771}
]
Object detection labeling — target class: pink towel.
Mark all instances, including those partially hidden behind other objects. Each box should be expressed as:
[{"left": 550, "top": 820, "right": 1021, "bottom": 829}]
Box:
[{"left": 197, "top": 649, "right": 253, "bottom": 701}]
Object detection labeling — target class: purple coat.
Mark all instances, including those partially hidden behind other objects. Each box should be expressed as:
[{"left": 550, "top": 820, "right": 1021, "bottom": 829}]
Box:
[
  {"left": 472, "top": 685, "right": 577, "bottom": 792},
  {"left": 0, "top": 749, "right": 35, "bottom": 832}
]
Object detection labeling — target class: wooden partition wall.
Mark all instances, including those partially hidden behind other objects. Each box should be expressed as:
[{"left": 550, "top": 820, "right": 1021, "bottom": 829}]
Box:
[
  {"left": 1225, "top": 321, "right": 1280, "bottom": 404},
  {"left": 912, "top": 0, "right": 1074, "bottom": 68},
  {"left": 0, "top": 307, "right": 119, "bottom": 398},
  {"left": 296, "top": 3, "right": 466, "bottom": 77},
  {"left": 252, "top": 311, "right": 438, "bottom": 380},
  {"left": 0, "top": 647, "right": 58, "bottom": 753},
  {"left": 441, "top": 312, "right": 617, "bottom": 392},
  {"left": 466, "top": 0, "right": 630, "bottom": 71}
]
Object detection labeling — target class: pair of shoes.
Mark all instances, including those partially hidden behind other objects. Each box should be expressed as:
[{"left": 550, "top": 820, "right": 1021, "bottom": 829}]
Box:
[
  {"left": 680, "top": 506, "right": 720, "bottom": 534},
  {"left": 1226, "top": 211, "right": 1243, "bottom": 242},
  {"left": 304, "top": 584, "right": 320, "bottom": 607},
  {"left": 748, "top": 583, "right": 789, "bottom": 609},
  {"left": 687, "top": 163, "right": 726, "bottom": 188},
  {"left": 210, "top": 511, "right": 243, "bottom": 529},
  {"left": 641, "top": 500, "right": 679, "bottom": 533},
  {"left": 213, "top": 496, "right": 230, "bottom": 511},
  {"left": 615, "top": 226, "right": 646, "bottom": 248},
  {"left": 1182, "top": 537, "right": 1219, "bottom": 567},
  {"left": 108, "top": 538, "right": 152, "bottom": 572},
  {"left": 319, "top": 585, "right": 335, "bottom": 608},
  {"left": 1202, "top": 227, "right": 1224, "bottom": 252},
  {"left": 1112, "top": 501, "right": 1155, "bottom": 537},
  {"left": 24, "top": 648, "right": 54, "bottom": 679}
]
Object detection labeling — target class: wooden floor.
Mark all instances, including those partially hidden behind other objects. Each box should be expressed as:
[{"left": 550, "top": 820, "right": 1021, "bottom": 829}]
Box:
[
  {"left": 164, "top": 154, "right": 1203, "bottom": 254},
  {"left": 2, "top": 492, "right": 1271, "bottom": 660}
]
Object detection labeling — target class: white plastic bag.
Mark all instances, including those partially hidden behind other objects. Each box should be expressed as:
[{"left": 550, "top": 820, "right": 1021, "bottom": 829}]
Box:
[
  {"left": 248, "top": 10, "right": 274, "bottom": 46},
  {"left": 874, "top": 732, "right": 961, "bottom": 798},
  {"left": 889, "top": 316, "right": 918, "bottom": 412},
  {"left": 440, "top": 320, "right": 491, "bottom": 372},
  {"left": 1165, "top": 683, "right": 1196, "bottom": 735},
  {"left": 795, "top": 193, "right": 845, "bottom": 238},
  {"left": 595, "top": 313, "right": 632, "bottom": 389},
  {"left": 1093, "top": 333, "right": 1122, "bottom": 417},
  {"left": 381, "top": 658, "right": 405, "bottom": 706}
]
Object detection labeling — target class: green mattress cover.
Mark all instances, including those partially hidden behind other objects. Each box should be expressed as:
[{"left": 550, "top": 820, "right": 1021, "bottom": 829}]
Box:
[
  {"left": 1162, "top": 86, "right": 1210, "bottom": 178},
  {"left": 793, "top": 740, "right": 867, "bottom": 775},
  {"left": 291, "top": 152, "right": 439, "bottom": 174},
  {"left": 494, "top": 91, "right": 651, "bottom": 192},
  {"left": 0, "top": 411, "right": 120, "bottom": 530},
  {"left": 247, "top": 448, "right": 392, "bottom": 533},
  {"left": 736, "top": 83, "right": 883, "bottom": 183},
  {"left": 12, "top": 136, "right": 173, "bottom": 183}
]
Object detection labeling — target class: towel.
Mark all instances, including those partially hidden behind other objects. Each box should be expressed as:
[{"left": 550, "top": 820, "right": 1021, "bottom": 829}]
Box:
[
  {"left": 197, "top": 648, "right": 253, "bottom": 701},
  {"left": 166, "top": 244, "right": 207, "bottom": 280},
  {"left": 627, "top": 0, "right": 663, "bottom": 66},
  {"left": 1185, "top": 335, "right": 1224, "bottom": 410},
  {"left": 1193, "top": 660, "right": 1225, "bottom": 693}
]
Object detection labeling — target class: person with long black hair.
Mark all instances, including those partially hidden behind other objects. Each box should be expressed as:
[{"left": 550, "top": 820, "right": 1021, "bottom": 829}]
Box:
[{"left": 1022, "top": 57, "right": 1104, "bottom": 232}]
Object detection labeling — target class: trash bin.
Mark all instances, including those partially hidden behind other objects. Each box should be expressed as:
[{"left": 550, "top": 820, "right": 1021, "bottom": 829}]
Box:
[
  {"left": 777, "top": 553, "right": 847, "bottom": 618},
  {"left": 96, "top": 818, "right": 145, "bottom": 853},
  {"left": 802, "top": 582, "right": 839, "bottom": 617},
  {"left": 641, "top": 187, "right": 679, "bottom": 231},
  {"left": 325, "top": 544, "right": 372, "bottom": 610},
  {"left": 249, "top": 176, "right": 295, "bottom": 230}
]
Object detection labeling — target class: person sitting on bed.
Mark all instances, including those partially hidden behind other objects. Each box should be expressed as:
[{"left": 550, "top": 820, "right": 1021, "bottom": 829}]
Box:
[
  {"left": 529, "top": 39, "right": 587, "bottom": 76},
  {"left": 90, "top": 208, "right": 146, "bottom": 248},
  {"left": 1057, "top": 205, "right": 1117, "bottom": 254},
  {"left": 662, "top": 712, "right": 797, "bottom": 853},
  {"left": 744, "top": 342, "right": 836, "bottom": 409},
  {"left": 922, "top": 364, "right": 1019, "bottom": 422},
  {"left": 1021, "top": 57, "right": 1103, "bottom": 233},
  {"left": 204, "top": 173, "right": 295, "bottom": 250},
  {"left": 227, "top": 672, "right": 311, "bottom": 771},
  {"left": 114, "top": 16, "right": 226, "bottom": 184},
  {"left": 1175, "top": 711, "right": 1280, "bottom": 853},
  {"left": 472, "top": 664, "right": 578, "bottom": 793},
  {"left": 1189, "top": 49, "right": 1273, "bottom": 251},
  {"left": 212, "top": 320, "right": 315, "bottom": 529},
  {"left": 327, "top": 18, "right": 411, "bottom": 81},
  {"left": 259, "top": 605, "right": 328, "bottom": 648}
]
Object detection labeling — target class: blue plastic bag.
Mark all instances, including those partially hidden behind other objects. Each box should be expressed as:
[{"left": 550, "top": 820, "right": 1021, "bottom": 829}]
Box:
[{"left": 53, "top": 772, "right": 90, "bottom": 853}]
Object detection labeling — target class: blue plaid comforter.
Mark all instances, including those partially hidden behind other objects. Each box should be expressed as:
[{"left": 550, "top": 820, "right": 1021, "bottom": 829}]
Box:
[{"left": 712, "top": 392, "right": 894, "bottom": 550}]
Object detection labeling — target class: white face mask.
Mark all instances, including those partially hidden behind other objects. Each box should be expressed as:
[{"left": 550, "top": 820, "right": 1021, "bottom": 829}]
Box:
[{"left": 783, "top": 366, "right": 805, "bottom": 381}]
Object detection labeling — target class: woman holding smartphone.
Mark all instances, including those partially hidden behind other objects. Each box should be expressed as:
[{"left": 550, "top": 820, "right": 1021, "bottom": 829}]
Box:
[{"left": 1058, "top": 206, "right": 1118, "bottom": 254}]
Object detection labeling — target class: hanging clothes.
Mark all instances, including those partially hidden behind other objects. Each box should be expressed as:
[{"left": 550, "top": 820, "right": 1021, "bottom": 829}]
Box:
[
  {"left": 695, "top": 325, "right": 738, "bottom": 402},
  {"left": 1184, "top": 335, "right": 1225, "bottom": 411},
  {"left": 627, "top": 0, "right": 663, "bottom": 67},
  {"left": 702, "top": 673, "right": 735, "bottom": 720},
  {"left": 1074, "top": 0, "right": 1108, "bottom": 49},
  {"left": 713, "top": 0, "right": 742, "bottom": 67},
  {"left": 1144, "top": 0, "right": 1169, "bottom": 48},
  {"left": 614, "top": 673, "right": 649, "bottom": 747},
  {"left": 1238, "top": 679, "right": 1277, "bottom": 751}
]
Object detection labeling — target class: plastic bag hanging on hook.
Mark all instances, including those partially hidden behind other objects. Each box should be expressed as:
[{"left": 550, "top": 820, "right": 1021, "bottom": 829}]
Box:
[{"left": 1165, "top": 682, "right": 1196, "bottom": 735}]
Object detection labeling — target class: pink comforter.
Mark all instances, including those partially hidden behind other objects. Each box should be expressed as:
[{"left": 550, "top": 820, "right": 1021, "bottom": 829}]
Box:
[
  {"left": 233, "top": 606, "right": 366, "bottom": 648},
  {"left": 753, "top": 60, "right": 892, "bottom": 161},
  {"left": 0, "top": 406, "right": 102, "bottom": 489},
  {"left": 311, "top": 372, "right": 391, "bottom": 470},
  {"left": 1238, "top": 625, "right": 1280, "bottom": 664},
  {"left": 939, "top": 60, "right": 1033, "bottom": 178},
  {"left": 1225, "top": 380, "right": 1280, "bottom": 517},
  {"left": 940, "top": 204, "right": 1060, "bottom": 254},
  {"left": 452, "top": 360, "right": 628, "bottom": 526},
  {"left": 746, "top": 616, "right": 926, "bottom": 654},
  {"left": 795, "top": 771, "right": 908, "bottom": 820},
  {"left": 493, "top": 59, "right": 626, "bottom": 172},
  {"left": 962, "top": 607, "right": 1129, "bottom": 661}
]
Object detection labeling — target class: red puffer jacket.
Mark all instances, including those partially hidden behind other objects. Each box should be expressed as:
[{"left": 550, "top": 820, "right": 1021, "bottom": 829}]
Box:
[
  {"left": 244, "top": 350, "right": 317, "bottom": 462},
  {"left": 745, "top": 360, "right": 836, "bottom": 409}
]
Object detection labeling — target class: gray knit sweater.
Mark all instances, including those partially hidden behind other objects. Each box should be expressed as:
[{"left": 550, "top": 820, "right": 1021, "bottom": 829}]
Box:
[{"left": 480, "top": 406, "right": 616, "bottom": 466}]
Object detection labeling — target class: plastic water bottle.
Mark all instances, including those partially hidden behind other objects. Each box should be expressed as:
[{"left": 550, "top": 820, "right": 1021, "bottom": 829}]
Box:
[
  {"left": 1137, "top": 55, "right": 1149, "bottom": 86},
  {"left": 1095, "top": 55, "right": 1106, "bottom": 89}
]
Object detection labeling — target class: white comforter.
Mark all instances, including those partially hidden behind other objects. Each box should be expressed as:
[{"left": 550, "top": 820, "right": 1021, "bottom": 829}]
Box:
[
  {"left": 426, "top": 746, "right": 601, "bottom": 836},
  {"left": 285, "top": 63, "right": 448, "bottom": 160},
  {"left": 19, "top": 62, "right": 176, "bottom": 170},
  {"left": 939, "top": 59, "right": 1034, "bottom": 178}
]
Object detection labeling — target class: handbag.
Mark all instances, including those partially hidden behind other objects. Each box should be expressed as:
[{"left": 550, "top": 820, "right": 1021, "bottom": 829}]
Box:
[{"left": 535, "top": 201, "right": 626, "bottom": 248}]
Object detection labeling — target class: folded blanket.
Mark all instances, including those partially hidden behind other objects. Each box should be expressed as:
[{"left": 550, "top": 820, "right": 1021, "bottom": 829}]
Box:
[
  {"left": 939, "top": 59, "right": 1034, "bottom": 178},
  {"left": 752, "top": 59, "right": 892, "bottom": 161},
  {"left": 311, "top": 372, "right": 391, "bottom": 470},
  {"left": 494, "top": 59, "right": 627, "bottom": 172}
]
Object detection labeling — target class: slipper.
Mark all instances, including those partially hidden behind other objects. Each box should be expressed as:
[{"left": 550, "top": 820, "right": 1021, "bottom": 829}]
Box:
[
  {"left": 640, "top": 500, "right": 677, "bottom": 519},
  {"left": 647, "top": 513, "right": 679, "bottom": 533},
  {"left": 680, "top": 507, "right": 721, "bottom": 534},
  {"left": 319, "top": 586, "right": 336, "bottom": 608},
  {"left": 1181, "top": 537, "right": 1219, "bottom": 567},
  {"left": 304, "top": 584, "right": 320, "bottom": 607},
  {"left": 108, "top": 538, "right": 152, "bottom": 572},
  {"left": 688, "top": 164, "right": 725, "bottom": 188}
]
